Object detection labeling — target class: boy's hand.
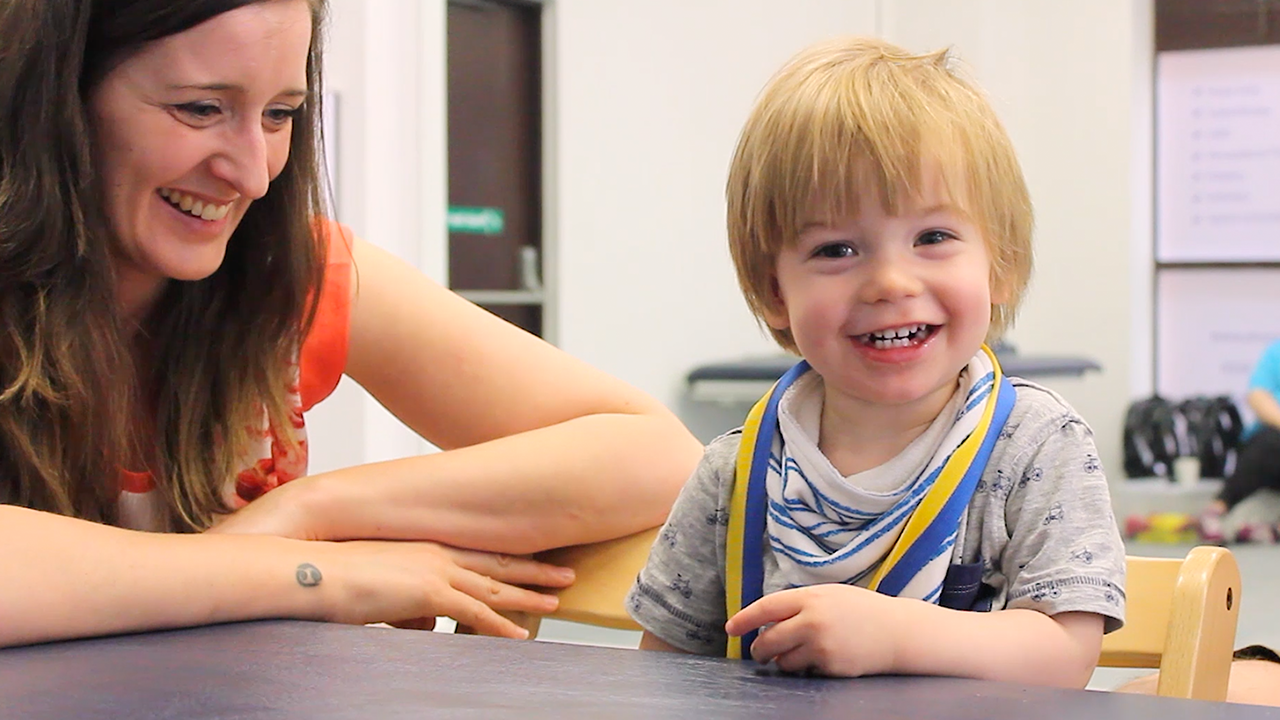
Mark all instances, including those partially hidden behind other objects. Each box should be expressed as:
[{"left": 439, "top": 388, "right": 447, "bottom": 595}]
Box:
[{"left": 725, "top": 584, "right": 908, "bottom": 677}]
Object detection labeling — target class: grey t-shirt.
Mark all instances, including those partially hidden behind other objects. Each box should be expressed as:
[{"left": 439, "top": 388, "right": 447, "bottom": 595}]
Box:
[{"left": 626, "top": 377, "right": 1127, "bottom": 656}]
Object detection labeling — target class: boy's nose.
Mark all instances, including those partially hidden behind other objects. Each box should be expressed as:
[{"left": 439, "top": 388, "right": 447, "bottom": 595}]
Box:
[{"left": 859, "top": 259, "right": 923, "bottom": 303}]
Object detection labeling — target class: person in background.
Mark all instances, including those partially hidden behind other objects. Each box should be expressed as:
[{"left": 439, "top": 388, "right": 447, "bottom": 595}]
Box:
[
  {"left": 0, "top": 0, "right": 702, "bottom": 647},
  {"left": 626, "top": 37, "right": 1124, "bottom": 686},
  {"left": 1199, "top": 340, "right": 1280, "bottom": 543}
]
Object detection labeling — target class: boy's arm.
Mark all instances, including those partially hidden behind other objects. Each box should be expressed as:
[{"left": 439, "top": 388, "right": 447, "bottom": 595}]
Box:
[
  {"left": 626, "top": 433, "right": 740, "bottom": 656},
  {"left": 726, "top": 584, "right": 1102, "bottom": 686},
  {"left": 639, "top": 631, "right": 691, "bottom": 653},
  {"left": 895, "top": 606, "right": 1102, "bottom": 686}
]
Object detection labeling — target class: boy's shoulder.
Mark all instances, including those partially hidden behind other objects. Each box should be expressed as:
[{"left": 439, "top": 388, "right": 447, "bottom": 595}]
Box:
[
  {"left": 1003, "top": 376, "right": 1094, "bottom": 442},
  {"left": 701, "top": 428, "right": 746, "bottom": 475}
]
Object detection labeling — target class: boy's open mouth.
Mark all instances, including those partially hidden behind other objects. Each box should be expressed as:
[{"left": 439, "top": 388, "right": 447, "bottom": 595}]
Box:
[{"left": 854, "top": 323, "right": 939, "bottom": 349}]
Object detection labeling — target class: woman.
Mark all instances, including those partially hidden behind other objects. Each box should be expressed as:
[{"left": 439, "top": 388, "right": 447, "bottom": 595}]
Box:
[{"left": 0, "top": 0, "right": 702, "bottom": 646}]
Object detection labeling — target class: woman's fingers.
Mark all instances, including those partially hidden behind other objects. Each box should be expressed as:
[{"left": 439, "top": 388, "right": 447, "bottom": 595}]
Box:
[
  {"left": 452, "top": 568, "right": 560, "bottom": 615},
  {"left": 448, "top": 548, "right": 575, "bottom": 589},
  {"left": 390, "top": 616, "right": 437, "bottom": 631},
  {"left": 439, "top": 590, "right": 532, "bottom": 639}
]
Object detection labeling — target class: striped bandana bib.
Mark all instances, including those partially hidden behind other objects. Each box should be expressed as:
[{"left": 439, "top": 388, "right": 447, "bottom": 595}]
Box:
[{"left": 725, "top": 345, "right": 1016, "bottom": 659}]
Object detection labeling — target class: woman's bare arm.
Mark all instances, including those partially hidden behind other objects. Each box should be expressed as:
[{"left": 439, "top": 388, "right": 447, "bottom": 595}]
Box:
[
  {"left": 219, "top": 237, "right": 702, "bottom": 553},
  {"left": 0, "top": 505, "right": 572, "bottom": 647}
]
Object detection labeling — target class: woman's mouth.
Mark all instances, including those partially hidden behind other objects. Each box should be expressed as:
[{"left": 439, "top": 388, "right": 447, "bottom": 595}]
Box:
[{"left": 158, "top": 188, "right": 232, "bottom": 222}]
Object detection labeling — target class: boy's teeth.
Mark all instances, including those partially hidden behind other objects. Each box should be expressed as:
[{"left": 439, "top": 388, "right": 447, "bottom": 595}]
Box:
[
  {"left": 869, "top": 324, "right": 925, "bottom": 340},
  {"left": 159, "top": 189, "right": 231, "bottom": 221}
]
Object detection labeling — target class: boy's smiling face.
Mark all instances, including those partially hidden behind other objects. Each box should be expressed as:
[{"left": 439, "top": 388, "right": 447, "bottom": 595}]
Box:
[{"left": 763, "top": 174, "right": 1004, "bottom": 421}]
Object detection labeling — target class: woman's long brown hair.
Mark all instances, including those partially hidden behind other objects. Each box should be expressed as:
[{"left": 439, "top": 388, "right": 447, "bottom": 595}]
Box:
[{"left": 0, "top": 0, "right": 329, "bottom": 530}]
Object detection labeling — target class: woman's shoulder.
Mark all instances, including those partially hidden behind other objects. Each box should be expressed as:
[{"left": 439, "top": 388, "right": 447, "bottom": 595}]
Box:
[
  {"left": 298, "top": 219, "right": 357, "bottom": 411},
  {"left": 316, "top": 218, "right": 355, "bottom": 266}
]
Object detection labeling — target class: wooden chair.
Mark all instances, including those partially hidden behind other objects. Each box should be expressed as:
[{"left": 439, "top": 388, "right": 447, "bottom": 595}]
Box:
[
  {"left": 1099, "top": 546, "right": 1242, "bottom": 701},
  {"left": 506, "top": 527, "right": 660, "bottom": 638}
]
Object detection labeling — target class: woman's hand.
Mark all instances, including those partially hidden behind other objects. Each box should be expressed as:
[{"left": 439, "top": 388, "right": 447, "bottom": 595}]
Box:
[
  {"left": 208, "top": 477, "right": 582, "bottom": 638},
  {"left": 307, "top": 539, "right": 576, "bottom": 638}
]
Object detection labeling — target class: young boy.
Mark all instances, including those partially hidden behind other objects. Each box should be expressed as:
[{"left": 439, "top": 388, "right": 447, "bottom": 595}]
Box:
[{"left": 626, "top": 37, "right": 1126, "bottom": 688}]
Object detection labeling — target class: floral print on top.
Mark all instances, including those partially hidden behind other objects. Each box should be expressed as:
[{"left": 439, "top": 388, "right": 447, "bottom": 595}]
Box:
[{"left": 116, "top": 220, "right": 354, "bottom": 531}]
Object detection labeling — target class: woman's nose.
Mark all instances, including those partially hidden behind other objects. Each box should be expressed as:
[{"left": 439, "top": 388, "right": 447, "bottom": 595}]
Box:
[{"left": 209, "top": 123, "right": 272, "bottom": 200}]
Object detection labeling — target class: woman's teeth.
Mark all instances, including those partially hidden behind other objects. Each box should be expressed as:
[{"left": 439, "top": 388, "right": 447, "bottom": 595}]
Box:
[{"left": 159, "top": 188, "right": 231, "bottom": 221}]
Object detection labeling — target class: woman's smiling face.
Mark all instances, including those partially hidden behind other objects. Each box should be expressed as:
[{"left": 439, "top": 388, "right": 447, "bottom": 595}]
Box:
[{"left": 87, "top": 0, "right": 312, "bottom": 319}]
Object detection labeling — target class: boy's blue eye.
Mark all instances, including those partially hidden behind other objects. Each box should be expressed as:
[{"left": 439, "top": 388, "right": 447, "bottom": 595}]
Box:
[
  {"left": 916, "top": 230, "right": 954, "bottom": 246},
  {"left": 813, "top": 242, "right": 855, "bottom": 259}
]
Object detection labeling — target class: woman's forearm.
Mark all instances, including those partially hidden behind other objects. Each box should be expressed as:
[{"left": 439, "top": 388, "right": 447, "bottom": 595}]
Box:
[
  {"left": 303, "top": 412, "right": 703, "bottom": 554},
  {"left": 0, "top": 505, "right": 326, "bottom": 647}
]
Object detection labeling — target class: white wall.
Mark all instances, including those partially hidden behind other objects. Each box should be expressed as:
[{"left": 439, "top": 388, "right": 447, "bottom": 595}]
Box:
[
  {"left": 881, "top": 0, "right": 1152, "bottom": 478},
  {"left": 307, "top": 0, "right": 447, "bottom": 473},
  {"left": 551, "top": 0, "right": 878, "bottom": 416},
  {"left": 312, "top": 0, "right": 1155, "bottom": 483}
]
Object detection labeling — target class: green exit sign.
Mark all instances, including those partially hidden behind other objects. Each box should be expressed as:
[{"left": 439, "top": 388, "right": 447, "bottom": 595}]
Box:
[{"left": 447, "top": 206, "right": 504, "bottom": 235}]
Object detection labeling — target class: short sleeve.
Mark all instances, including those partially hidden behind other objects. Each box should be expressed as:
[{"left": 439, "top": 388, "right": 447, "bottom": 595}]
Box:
[
  {"left": 298, "top": 220, "right": 354, "bottom": 412},
  {"left": 998, "top": 408, "right": 1127, "bottom": 633},
  {"left": 1248, "top": 341, "right": 1280, "bottom": 396},
  {"left": 626, "top": 432, "right": 739, "bottom": 655}
]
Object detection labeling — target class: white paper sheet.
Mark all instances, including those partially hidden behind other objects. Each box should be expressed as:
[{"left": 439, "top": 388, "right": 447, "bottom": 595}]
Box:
[
  {"left": 1157, "top": 46, "right": 1280, "bottom": 262},
  {"left": 1156, "top": 267, "right": 1280, "bottom": 424}
]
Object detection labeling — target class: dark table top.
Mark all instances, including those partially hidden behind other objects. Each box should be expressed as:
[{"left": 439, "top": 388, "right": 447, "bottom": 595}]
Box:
[{"left": 1, "top": 620, "right": 1274, "bottom": 719}]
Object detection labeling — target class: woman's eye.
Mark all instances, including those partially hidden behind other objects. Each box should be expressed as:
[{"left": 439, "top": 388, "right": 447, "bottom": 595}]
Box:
[
  {"left": 265, "top": 105, "right": 303, "bottom": 125},
  {"left": 916, "top": 230, "right": 955, "bottom": 246},
  {"left": 812, "top": 242, "right": 856, "bottom": 259},
  {"left": 174, "top": 102, "right": 221, "bottom": 120}
]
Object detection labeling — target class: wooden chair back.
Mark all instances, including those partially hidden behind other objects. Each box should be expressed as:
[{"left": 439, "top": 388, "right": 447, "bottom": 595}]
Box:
[{"left": 1099, "top": 546, "right": 1241, "bottom": 700}]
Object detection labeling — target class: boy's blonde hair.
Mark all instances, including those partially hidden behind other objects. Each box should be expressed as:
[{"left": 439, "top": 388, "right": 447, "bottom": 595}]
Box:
[{"left": 727, "top": 37, "right": 1033, "bottom": 353}]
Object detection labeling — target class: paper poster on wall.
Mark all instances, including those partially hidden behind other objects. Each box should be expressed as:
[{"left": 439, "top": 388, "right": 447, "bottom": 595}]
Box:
[
  {"left": 1157, "top": 267, "right": 1280, "bottom": 425},
  {"left": 1156, "top": 46, "right": 1280, "bottom": 262}
]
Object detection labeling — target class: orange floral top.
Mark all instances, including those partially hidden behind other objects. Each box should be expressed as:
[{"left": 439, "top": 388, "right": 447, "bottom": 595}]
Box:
[{"left": 117, "top": 221, "right": 355, "bottom": 531}]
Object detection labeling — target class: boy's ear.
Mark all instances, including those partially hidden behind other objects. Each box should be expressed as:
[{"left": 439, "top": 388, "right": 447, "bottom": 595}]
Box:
[
  {"left": 990, "top": 274, "right": 1013, "bottom": 306},
  {"left": 760, "top": 275, "right": 791, "bottom": 330}
]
